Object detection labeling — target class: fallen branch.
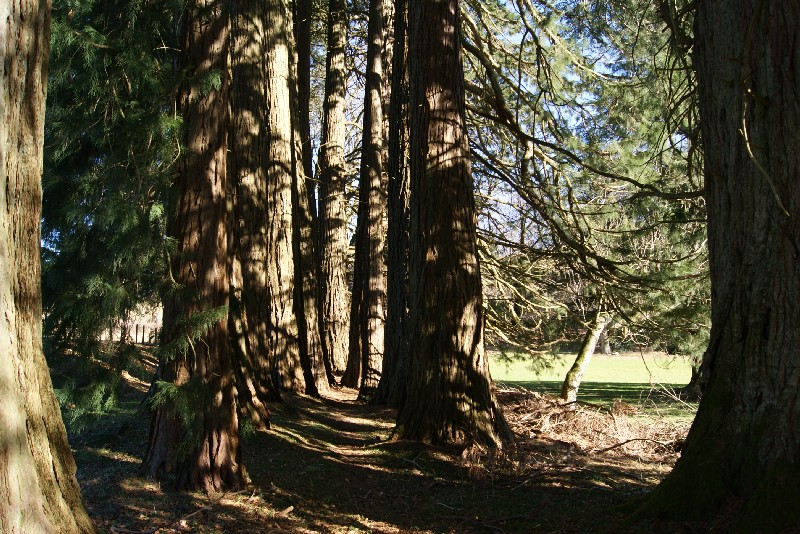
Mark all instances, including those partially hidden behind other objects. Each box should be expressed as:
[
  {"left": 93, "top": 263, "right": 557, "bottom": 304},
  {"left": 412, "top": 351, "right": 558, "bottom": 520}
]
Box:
[{"left": 592, "top": 438, "right": 671, "bottom": 454}]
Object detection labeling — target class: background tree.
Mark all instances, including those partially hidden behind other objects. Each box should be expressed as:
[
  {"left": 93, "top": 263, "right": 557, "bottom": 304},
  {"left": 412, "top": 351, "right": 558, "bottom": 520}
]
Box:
[
  {"left": 42, "top": 0, "right": 180, "bottom": 422},
  {"left": 637, "top": 1, "right": 800, "bottom": 529},
  {"left": 290, "top": 0, "right": 330, "bottom": 395},
  {"left": 261, "top": 0, "right": 307, "bottom": 392},
  {"left": 144, "top": 0, "right": 246, "bottom": 492},
  {"left": 373, "top": 0, "right": 410, "bottom": 407},
  {"left": 229, "top": 0, "right": 282, "bottom": 428},
  {"left": 342, "top": 0, "right": 389, "bottom": 393},
  {"left": 318, "top": 0, "right": 352, "bottom": 377},
  {"left": 0, "top": 1, "right": 96, "bottom": 531},
  {"left": 396, "top": 0, "right": 511, "bottom": 447}
]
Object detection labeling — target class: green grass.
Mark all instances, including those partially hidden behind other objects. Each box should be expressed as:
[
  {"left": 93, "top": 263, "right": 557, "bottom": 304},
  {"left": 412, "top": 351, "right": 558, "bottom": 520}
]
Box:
[{"left": 490, "top": 351, "right": 697, "bottom": 421}]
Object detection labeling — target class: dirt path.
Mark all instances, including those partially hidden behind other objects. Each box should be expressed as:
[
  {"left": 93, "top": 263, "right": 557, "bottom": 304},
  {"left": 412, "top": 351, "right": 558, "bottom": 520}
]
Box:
[{"left": 75, "top": 385, "right": 679, "bottom": 533}]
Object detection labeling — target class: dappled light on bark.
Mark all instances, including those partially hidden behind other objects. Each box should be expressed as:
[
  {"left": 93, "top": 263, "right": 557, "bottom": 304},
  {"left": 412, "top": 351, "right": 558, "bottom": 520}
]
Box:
[
  {"left": 0, "top": 2, "right": 96, "bottom": 531},
  {"left": 144, "top": 0, "right": 245, "bottom": 493},
  {"left": 396, "top": 0, "right": 511, "bottom": 448}
]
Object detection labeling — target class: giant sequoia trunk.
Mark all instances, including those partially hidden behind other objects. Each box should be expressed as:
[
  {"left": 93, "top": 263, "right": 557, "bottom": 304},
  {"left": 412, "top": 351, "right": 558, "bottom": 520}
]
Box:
[
  {"left": 145, "top": 0, "right": 246, "bottom": 492},
  {"left": 263, "top": 0, "right": 305, "bottom": 392},
  {"left": 292, "top": 0, "right": 333, "bottom": 394},
  {"left": 373, "top": 0, "right": 410, "bottom": 408},
  {"left": 637, "top": 2, "right": 800, "bottom": 530},
  {"left": 342, "top": 0, "right": 389, "bottom": 393},
  {"left": 395, "top": 0, "right": 511, "bottom": 447},
  {"left": 319, "top": 0, "right": 351, "bottom": 377},
  {"left": 229, "top": 0, "right": 282, "bottom": 429},
  {"left": 0, "top": 2, "right": 96, "bottom": 531}
]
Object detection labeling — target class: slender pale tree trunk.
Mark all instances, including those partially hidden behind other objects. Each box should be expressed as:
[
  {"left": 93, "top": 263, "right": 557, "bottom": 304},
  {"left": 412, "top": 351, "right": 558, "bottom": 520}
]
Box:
[
  {"left": 319, "top": 0, "right": 351, "bottom": 377},
  {"left": 145, "top": 0, "right": 246, "bottom": 492},
  {"left": 342, "top": 0, "right": 389, "bottom": 394},
  {"left": 229, "top": 0, "right": 281, "bottom": 429},
  {"left": 636, "top": 2, "right": 800, "bottom": 530},
  {"left": 560, "top": 312, "right": 612, "bottom": 404},
  {"left": 373, "top": 0, "right": 410, "bottom": 408},
  {"left": 396, "top": 0, "right": 511, "bottom": 447},
  {"left": 0, "top": 2, "right": 96, "bottom": 531}
]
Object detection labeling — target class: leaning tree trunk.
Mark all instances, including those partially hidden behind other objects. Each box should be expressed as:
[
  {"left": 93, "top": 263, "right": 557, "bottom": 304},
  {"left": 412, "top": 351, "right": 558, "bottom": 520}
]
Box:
[
  {"left": 144, "top": 0, "right": 246, "bottom": 493},
  {"left": 395, "top": 0, "right": 512, "bottom": 447},
  {"left": 342, "top": 0, "right": 389, "bottom": 394},
  {"left": 636, "top": 2, "right": 800, "bottom": 530},
  {"left": 560, "top": 312, "right": 612, "bottom": 404},
  {"left": 373, "top": 0, "right": 410, "bottom": 408},
  {"left": 319, "top": 0, "right": 351, "bottom": 377},
  {"left": 0, "top": 2, "right": 96, "bottom": 531},
  {"left": 263, "top": 0, "right": 305, "bottom": 393},
  {"left": 229, "top": 0, "right": 281, "bottom": 430}
]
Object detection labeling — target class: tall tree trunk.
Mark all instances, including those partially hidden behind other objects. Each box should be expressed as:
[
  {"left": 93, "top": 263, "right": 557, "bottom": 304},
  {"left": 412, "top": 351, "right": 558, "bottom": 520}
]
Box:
[
  {"left": 263, "top": 0, "right": 305, "bottom": 393},
  {"left": 319, "top": 0, "right": 351, "bottom": 377},
  {"left": 560, "top": 312, "right": 612, "bottom": 404},
  {"left": 292, "top": 0, "right": 335, "bottom": 392},
  {"left": 144, "top": 0, "right": 246, "bottom": 492},
  {"left": 229, "top": 0, "right": 281, "bottom": 430},
  {"left": 294, "top": 0, "right": 315, "bottom": 192},
  {"left": 0, "top": 2, "right": 96, "bottom": 531},
  {"left": 396, "top": 0, "right": 511, "bottom": 447},
  {"left": 342, "top": 0, "right": 389, "bottom": 394},
  {"left": 636, "top": 2, "right": 800, "bottom": 530},
  {"left": 373, "top": 0, "right": 410, "bottom": 408}
]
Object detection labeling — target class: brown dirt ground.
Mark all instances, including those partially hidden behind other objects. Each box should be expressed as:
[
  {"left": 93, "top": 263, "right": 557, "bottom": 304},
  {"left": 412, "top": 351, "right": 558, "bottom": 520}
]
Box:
[{"left": 72, "top": 366, "right": 699, "bottom": 533}]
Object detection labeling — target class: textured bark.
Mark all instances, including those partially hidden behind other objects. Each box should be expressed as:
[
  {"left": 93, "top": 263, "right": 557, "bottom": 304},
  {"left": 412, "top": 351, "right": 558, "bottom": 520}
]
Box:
[
  {"left": 560, "top": 312, "right": 611, "bottom": 404},
  {"left": 294, "top": 0, "right": 315, "bottom": 191},
  {"left": 0, "top": 2, "right": 96, "bottom": 531},
  {"left": 636, "top": 2, "right": 800, "bottom": 530},
  {"left": 679, "top": 357, "right": 702, "bottom": 401},
  {"left": 319, "top": 0, "right": 351, "bottom": 376},
  {"left": 292, "top": 0, "right": 333, "bottom": 393},
  {"left": 396, "top": 0, "right": 511, "bottom": 447},
  {"left": 343, "top": 0, "right": 389, "bottom": 393},
  {"left": 373, "top": 0, "right": 410, "bottom": 408},
  {"left": 144, "top": 0, "right": 245, "bottom": 493},
  {"left": 228, "top": 0, "right": 283, "bottom": 427},
  {"left": 263, "top": 0, "right": 305, "bottom": 392}
]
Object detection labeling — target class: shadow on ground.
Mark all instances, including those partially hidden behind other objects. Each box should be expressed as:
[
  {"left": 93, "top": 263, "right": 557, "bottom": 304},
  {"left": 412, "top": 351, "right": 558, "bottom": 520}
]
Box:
[{"left": 65, "top": 365, "right": 690, "bottom": 533}]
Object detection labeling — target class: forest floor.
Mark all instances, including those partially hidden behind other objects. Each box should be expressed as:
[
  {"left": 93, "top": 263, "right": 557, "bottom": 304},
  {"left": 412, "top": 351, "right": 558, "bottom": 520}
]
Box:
[{"left": 66, "top": 354, "right": 700, "bottom": 533}]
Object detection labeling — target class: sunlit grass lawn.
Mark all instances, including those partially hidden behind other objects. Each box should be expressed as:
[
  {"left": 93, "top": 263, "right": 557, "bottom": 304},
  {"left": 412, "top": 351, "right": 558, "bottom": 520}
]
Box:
[{"left": 490, "top": 351, "right": 697, "bottom": 421}]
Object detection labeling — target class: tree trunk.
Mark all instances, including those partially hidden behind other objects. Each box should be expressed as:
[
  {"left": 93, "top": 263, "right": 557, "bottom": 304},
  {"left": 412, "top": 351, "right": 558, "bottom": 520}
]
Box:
[
  {"left": 373, "top": 0, "right": 410, "bottom": 408},
  {"left": 229, "top": 0, "right": 281, "bottom": 430},
  {"left": 636, "top": 2, "right": 800, "bottom": 530},
  {"left": 294, "top": 0, "right": 315, "bottom": 193},
  {"left": 560, "top": 312, "right": 612, "bottom": 404},
  {"left": 292, "top": 0, "right": 334, "bottom": 393},
  {"left": 319, "top": 0, "right": 351, "bottom": 377},
  {"left": 263, "top": 0, "right": 305, "bottom": 393},
  {"left": 144, "top": 0, "right": 246, "bottom": 493},
  {"left": 395, "top": 0, "right": 511, "bottom": 447},
  {"left": 0, "top": 2, "right": 96, "bottom": 531},
  {"left": 679, "top": 356, "right": 702, "bottom": 402},
  {"left": 342, "top": 0, "right": 389, "bottom": 394},
  {"left": 598, "top": 330, "right": 612, "bottom": 355}
]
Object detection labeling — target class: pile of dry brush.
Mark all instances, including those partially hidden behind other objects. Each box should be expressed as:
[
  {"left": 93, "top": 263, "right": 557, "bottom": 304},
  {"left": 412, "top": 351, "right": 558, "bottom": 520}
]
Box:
[{"left": 463, "top": 385, "right": 692, "bottom": 480}]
